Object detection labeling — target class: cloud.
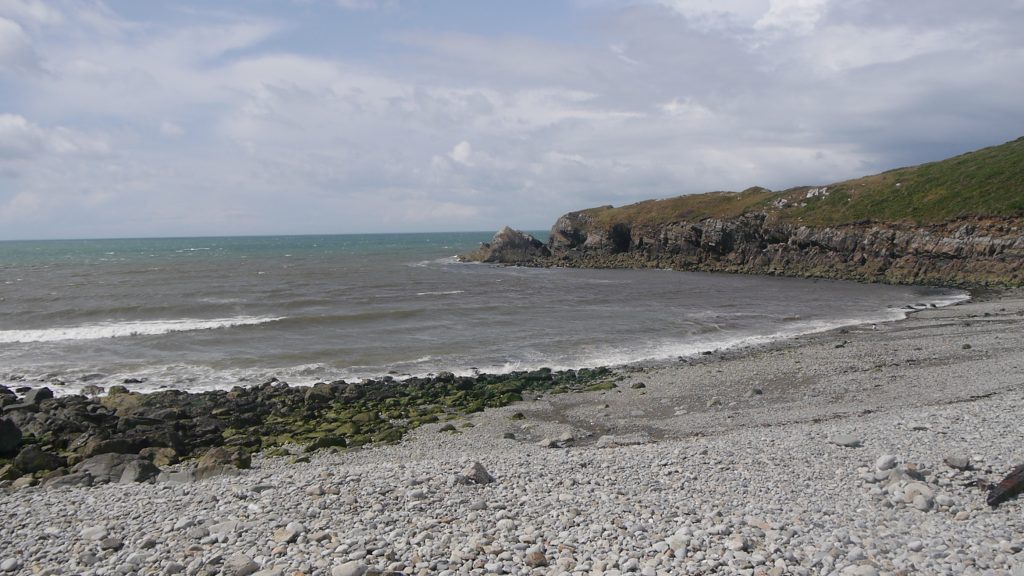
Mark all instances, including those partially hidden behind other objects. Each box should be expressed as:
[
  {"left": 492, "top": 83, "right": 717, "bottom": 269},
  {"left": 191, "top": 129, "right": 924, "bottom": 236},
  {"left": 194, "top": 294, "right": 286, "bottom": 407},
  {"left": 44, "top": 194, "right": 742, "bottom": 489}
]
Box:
[
  {"left": 1, "top": 0, "right": 1023, "bottom": 239},
  {"left": 0, "top": 0, "right": 63, "bottom": 26},
  {"left": 0, "top": 17, "right": 39, "bottom": 71},
  {"left": 754, "top": 0, "right": 829, "bottom": 34},
  {"left": 0, "top": 114, "right": 108, "bottom": 159},
  {"left": 159, "top": 121, "right": 185, "bottom": 137},
  {"left": 449, "top": 141, "right": 472, "bottom": 165}
]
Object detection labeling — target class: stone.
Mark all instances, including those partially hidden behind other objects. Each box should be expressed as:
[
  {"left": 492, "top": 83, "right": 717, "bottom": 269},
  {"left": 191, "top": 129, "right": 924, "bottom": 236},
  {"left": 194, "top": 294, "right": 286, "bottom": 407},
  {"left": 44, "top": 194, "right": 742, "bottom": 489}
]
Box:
[
  {"left": 197, "top": 446, "right": 251, "bottom": 470},
  {"left": 943, "top": 455, "right": 971, "bottom": 470},
  {"left": 44, "top": 472, "right": 93, "bottom": 489},
  {"left": 525, "top": 551, "right": 548, "bottom": 567},
  {"left": 461, "top": 227, "right": 551, "bottom": 264},
  {"left": 139, "top": 447, "right": 179, "bottom": 467},
  {"left": 13, "top": 445, "right": 62, "bottom": 473},
  {"left": 0, "top": 559, "right": 21, "bottom": 573},
  {"left": 0, "top": 464, "right": 20, "bottom": 482},
  {"left": 630, "top": 382, "right": 646, "bottom": 389},
  {"left": 331, "top": 561, "right": 368, "bottom": 576},
  {"left": 222, "top": 553, "right": 259, "bottom": 576},
  {"left": 0, "top": 419, "right": 21, "bottom": 457},
  {"left": 831, "top": 435, "right": 862, "bottom": 448},
  {"left": 460, "top": 461, "right": 495, "bottom": 484},
  {"left": 875, "top": 454, "right": 898, "bottom": 471},
  {"left": 595, "top": 433, "right": 650, "bottom": 448},
  {"left": 80, "top": 526, "right": 109, "bottom": 541},
  {"left": 119, "top": 458, "right": 161, "bottom": 483},
  {"left": 75, "top": 453, "right": 146, "bottom": 484},
  {"left": 99, "top": 537, "right": 124, "bottom": 551},
  {"left": 23, "top": 387, "right": 53, "bottom": 405}
]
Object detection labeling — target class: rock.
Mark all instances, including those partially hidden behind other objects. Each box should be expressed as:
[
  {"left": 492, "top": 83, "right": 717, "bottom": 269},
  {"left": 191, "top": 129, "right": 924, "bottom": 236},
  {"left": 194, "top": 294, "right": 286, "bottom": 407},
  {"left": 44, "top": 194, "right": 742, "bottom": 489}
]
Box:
[
  {"left": 119, "top": 458, "right": 161, "bottom": 483},
  {"left": 525, "top": 550, "right": 548, "bottom": 567},
  {"left": 329, "top": 561, "right": 366, "bottom": 573},
  {"left": 0, "top": 558, "right": 21, "bottom": 573},
  {"left": 10, "top": 475, "right": 34, "bottom": 489},
  {"left": 43, "top": 472, "right": 93, "bottom": 489},
  {"left": 831, "top": 435, "right": 862, "bottom": 448},
  {"left": 331, "top": 561, "right": 368, "bottom": 576},
  {"left": 221, "top": 553, "right": 259, "bottom": 576},
  {"left": 706, "top": 397, "right": 722, "bottom": 408},
  {"left": 460, "top": 227, "right": 551, "bottom": 264},
  {"left": 595, "top": 433, "right": 651, "bottom": 448},
  {"left": 460, "top": 461, "right": 495, "bottom": 484},
  {"left": 80, "top": 526, "right": 109, "bottom": 541},
  {"left": 272, "top": 522, "right": 304, "bottom": 544},
  {"left": 197, "top": 446, "right": 251, "bottom": 470},
  {"left": 537, "top": 438, "right": 558, "bottom": 448},
  {"left": 943, "top": 455, "right": 971, "bottom": 470},
  {"left": 987, "top": 463, "right": 1024, "bottom": 508},
  {"left": 23, "top": 387, "right": 53, "bottom": 405},
  {"left": 0, "top": 464, "right": 20, "bottom": 482},
  {"left": 630, "top": 382, "right": 646, "bottom": 389},
  {"left": 0, "top": 418, "right": 21, "bottom": 457},
  {"left": 99, "top": 537, "right": 124, "bottom": 551},
  {"left": 75, "top": 453, "right": 149, "bottom": 484},
  {"left": 875, "top": 454, "right": 898, "bottom": 471},
  {"left": 139, "top": 447, "right": 179, "bottom": 467},
  {"left": 13, "top": 445, "right": 63, "bottom": 473}
]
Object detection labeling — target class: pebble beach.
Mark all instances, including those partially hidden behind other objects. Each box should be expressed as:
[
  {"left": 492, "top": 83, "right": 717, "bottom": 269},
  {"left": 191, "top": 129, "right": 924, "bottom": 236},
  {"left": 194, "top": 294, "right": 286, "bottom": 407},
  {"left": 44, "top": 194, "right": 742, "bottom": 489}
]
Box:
[{"left": 2, "top": 292, "right": 1024, "bottom": 576}]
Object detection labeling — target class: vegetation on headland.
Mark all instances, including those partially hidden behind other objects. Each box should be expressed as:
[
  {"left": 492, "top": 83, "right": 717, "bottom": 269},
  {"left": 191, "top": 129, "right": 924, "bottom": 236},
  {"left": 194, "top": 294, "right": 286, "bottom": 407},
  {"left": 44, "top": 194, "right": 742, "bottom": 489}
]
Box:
[{"left": 581, "top": 136, "right": 1024, "bottom": 229}]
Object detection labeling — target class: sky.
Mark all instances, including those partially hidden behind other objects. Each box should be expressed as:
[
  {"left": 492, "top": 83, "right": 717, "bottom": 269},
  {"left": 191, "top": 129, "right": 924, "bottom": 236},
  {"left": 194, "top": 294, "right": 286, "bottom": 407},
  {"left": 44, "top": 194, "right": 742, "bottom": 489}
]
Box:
[{"left": 1, "top": 0, "right": 1023, "bottom": 240}]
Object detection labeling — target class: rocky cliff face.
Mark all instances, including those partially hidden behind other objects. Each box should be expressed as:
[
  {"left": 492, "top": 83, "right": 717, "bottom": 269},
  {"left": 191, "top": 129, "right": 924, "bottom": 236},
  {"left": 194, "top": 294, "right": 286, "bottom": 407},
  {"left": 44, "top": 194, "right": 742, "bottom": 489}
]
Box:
[
  {"left": 542, "top": 211, "right": 1024, "bottom": 287},
  {"left": 461, "top": 226, "right": 550, "bottom": 264}
]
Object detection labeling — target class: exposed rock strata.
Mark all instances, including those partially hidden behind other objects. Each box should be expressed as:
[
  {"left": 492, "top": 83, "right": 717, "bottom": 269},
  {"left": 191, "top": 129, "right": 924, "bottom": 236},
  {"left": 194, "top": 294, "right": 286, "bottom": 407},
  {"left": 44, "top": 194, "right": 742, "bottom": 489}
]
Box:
[{"left": 531, "top": 212, "right": 1024, "bottom": 287}]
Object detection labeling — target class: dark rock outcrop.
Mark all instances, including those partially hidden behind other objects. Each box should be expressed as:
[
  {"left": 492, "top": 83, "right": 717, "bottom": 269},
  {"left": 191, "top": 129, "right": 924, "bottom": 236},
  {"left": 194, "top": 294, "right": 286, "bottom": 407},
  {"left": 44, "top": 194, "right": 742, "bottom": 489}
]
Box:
[
  {"left": 540, "top": 212, "right": 1024, "bottom": 287},
  {"left": 461, "top": 226, "right": 550, "bottom": 264}
]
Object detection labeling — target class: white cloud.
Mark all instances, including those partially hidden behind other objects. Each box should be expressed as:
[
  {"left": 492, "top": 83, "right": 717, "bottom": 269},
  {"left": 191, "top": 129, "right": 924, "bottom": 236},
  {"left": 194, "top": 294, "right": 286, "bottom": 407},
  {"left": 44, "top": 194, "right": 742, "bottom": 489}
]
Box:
[
  {"left": 159, "top": 121, "right": 185, "bottom": 137},
  {"left": 0, "top": 0, "right": 63, "bottom": 26},
  {"left": 449, "top": 141, "right": 472, "bottom": 165},
  {"left": 1, "top": 0, "right": 1023, "bottom": 238},
  {"left": 754, "top": 0, "right": 828, "bottom": 34},
  {"left": 0, "top": 114, "right": 108, "bottom": 158},
  {"left": 0, "top": 16, "right": 38, "bottom": 71}
]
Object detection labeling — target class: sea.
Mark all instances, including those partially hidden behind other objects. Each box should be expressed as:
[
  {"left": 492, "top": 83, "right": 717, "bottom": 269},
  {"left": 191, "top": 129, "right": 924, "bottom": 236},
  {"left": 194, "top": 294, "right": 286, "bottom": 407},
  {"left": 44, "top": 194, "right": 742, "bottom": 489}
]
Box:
[{"left": 0, "top": 233, "right": 967, "bottom": 396}]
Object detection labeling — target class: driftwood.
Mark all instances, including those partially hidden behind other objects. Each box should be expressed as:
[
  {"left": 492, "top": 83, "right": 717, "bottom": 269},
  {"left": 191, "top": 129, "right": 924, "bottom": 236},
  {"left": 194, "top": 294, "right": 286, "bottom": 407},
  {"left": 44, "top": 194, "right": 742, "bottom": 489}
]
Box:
[{"left": 987, "top": 464, "right": 1024, "bottom": 508}]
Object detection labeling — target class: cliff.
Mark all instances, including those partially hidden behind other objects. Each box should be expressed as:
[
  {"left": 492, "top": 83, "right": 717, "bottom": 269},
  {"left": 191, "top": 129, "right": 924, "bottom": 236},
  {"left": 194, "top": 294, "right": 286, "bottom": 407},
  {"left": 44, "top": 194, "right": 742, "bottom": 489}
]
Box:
[{"left": 472, "top": 137, "right": 1024, "bottom": 287}]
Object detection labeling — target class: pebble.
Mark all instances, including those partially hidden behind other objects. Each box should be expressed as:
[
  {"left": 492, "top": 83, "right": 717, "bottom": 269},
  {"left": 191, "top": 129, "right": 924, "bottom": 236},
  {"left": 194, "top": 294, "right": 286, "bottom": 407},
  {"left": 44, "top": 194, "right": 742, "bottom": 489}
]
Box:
[{"left": 1, "top": 296, "right": 1022, "bottom": 576}]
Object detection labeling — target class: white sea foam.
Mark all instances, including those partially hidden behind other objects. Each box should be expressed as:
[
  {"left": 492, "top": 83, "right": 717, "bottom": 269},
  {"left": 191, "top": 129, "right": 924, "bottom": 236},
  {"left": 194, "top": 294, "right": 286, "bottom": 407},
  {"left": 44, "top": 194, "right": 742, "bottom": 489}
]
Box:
[
  {"left": 415, "top": 290, "right": 465, "bottom": 297},
  {"left": 0, "top": 316, "right": 283, "bottom": 344}
]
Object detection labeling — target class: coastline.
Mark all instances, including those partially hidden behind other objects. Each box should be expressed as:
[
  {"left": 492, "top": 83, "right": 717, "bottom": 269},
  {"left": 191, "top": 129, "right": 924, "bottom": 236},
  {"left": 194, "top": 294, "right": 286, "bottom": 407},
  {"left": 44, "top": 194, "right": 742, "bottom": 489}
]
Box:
[{"left": 2, "top": 289, "right": 1023, "bottom": 573}]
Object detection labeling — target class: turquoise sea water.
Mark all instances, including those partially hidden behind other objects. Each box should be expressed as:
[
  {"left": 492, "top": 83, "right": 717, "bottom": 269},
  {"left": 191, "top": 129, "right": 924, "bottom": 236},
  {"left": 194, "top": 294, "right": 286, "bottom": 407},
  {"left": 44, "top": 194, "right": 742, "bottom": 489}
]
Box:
[{"left": 0, "top": 233, "right": 965, "bottom": 394}]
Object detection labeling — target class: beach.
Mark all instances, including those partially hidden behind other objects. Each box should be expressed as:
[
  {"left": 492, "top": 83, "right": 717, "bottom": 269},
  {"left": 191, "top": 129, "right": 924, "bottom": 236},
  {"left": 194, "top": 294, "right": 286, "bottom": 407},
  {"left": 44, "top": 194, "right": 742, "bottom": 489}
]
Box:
[{"left": 2, "top": 290, "right": 1022, "bottom": 575}]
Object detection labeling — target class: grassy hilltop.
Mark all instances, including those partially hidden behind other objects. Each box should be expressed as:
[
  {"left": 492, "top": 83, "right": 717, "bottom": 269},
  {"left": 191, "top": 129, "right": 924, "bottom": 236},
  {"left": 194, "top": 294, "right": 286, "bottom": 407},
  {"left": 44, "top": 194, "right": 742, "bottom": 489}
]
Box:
[{"left": 582, "top": 137, "right": 1024, "bottom": 228}]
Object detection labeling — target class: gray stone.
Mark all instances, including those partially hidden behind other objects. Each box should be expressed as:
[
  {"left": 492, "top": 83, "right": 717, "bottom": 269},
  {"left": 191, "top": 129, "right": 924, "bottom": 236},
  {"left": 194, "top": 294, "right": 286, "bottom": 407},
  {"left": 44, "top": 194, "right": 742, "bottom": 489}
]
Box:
[
  {"left": 43, "top": 472, "right": 93, "bottom": 489},
  {"left": 13, "top": 445, "right": 62, "bottom": 473},
  {"left": 99, "top": 537, "right": 124, "bottom": 551},
  {"left": 875, "top": 454, "right": 898, "bottom": 471},
  {"left": 331, "top": 561, "right": 368, "bottom": 576},
  {"left": 119, "top": 458, "right": 161, "bottom": 483},
  {"left": 0, "top": 559, "right": 20, "bottom": 573},
  {"left": 944, "top": 455, "right": 971, "bottom": 470},
  {"left": 595, "top": 433, "right": 650, "bottom": 448},
  {"left": 80, "top": 526, "right": 109, "bottom": 541},
  {"left": 460, "top": 461, "right": 495, "bottom": 484},
  {"left": 831, "top": 435, "right": 862, "bottom": 448},
  {"left": 221, "top": 553, "right": 259, "bottom": 576},
  {"left": 22, "top": 387, "right": 53, "bottom": 405},
  {"left": 0, "top": 419, "right": 21, "bottom": 457}
]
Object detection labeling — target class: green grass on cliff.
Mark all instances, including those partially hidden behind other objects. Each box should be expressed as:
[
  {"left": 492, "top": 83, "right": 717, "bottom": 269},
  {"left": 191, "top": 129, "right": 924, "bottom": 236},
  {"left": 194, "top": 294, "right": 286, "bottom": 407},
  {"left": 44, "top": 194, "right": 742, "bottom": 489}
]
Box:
[
  {"left": 582, "top": 137, "right": 1024, "bottom": 228},
  {"left": 586, "top": 187, "right": 777, "bottom": 228}
]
